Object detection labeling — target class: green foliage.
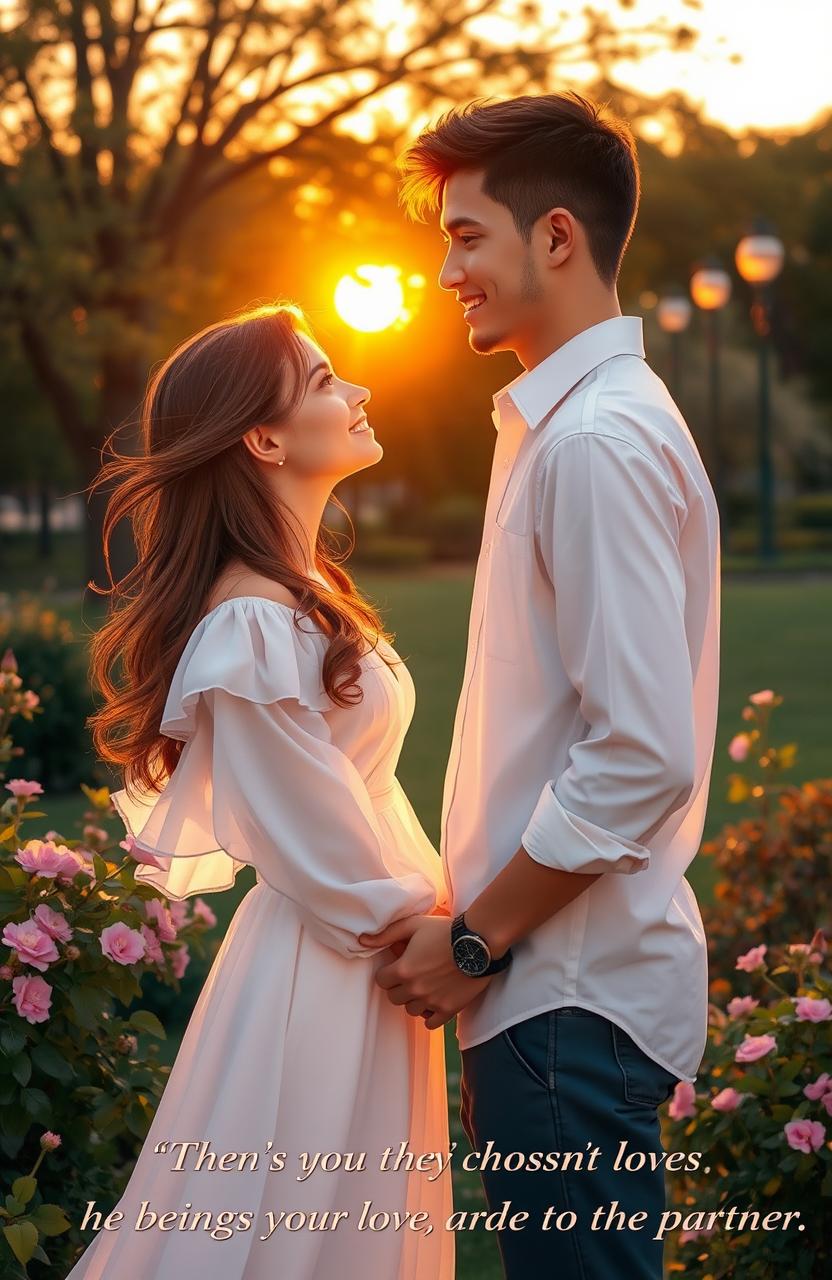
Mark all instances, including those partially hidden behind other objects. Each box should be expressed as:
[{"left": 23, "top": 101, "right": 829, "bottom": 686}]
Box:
[
  {"left": 0, "top": 650, "right": 219, "bottom": 1276},
  {"left": 0, "top": 600, "right": 96, "bottom": 793},
  {"left": 699, "top": 692, "right": 831, "bottom": 991}
]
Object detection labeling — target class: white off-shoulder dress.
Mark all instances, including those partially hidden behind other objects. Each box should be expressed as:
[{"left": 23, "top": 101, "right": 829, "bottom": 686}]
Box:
[{"left": 64, "top": 596, "right": 455, "bottom": 1280}]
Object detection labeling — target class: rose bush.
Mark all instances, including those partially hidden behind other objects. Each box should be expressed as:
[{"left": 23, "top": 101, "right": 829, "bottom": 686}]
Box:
[{"left": 0, "top": 648, "right": 218, "bottom": 1277}]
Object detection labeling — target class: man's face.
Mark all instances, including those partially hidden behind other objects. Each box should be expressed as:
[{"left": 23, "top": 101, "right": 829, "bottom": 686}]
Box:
[{"left": 438, "top": 170, "right": 545, "bottom": 357}]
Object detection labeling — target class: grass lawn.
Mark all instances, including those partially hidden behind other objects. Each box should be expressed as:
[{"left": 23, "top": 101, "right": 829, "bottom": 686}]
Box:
[{"left": 7, "top": 565, "right": 831, "bottom": 1280}]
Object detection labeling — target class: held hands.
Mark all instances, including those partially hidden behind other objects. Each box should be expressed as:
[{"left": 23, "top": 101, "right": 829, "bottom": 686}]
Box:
[{"left": 358, "top": 914, "right": 494, "bottom": 1031}]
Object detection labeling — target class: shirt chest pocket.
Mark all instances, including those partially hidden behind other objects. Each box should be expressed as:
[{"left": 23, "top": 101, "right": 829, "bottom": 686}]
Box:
[{"left": 482, "top": 524, "right": 534, "bottom": 664}]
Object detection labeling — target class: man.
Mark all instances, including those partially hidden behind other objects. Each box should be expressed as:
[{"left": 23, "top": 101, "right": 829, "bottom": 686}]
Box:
[{"left": 359, "top": 90, "right": 720, "bottom": 1279}]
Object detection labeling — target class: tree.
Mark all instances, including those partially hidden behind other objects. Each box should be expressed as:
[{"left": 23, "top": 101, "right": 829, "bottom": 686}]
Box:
[{"left": 0, "top": 0, "right": 699, "bottom": 588}]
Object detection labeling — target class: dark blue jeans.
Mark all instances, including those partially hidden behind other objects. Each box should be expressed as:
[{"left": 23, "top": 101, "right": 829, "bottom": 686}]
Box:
[{"left": 459, "top": 1006, "right": 680, "bottom": 1279}]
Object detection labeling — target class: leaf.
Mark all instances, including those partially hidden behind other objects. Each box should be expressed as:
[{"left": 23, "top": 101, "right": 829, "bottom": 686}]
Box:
[
  {"left": 128, "top": 1009, "right": 166, "bottom": 1040},
  {"left": 10, "top": 1054, "right": 30, "bottom": 1087},
  {"left": 4, "top": 1195, "right": 25, "bottom": 1216},
  {"left": 761, "top": 1174, "right": 782, "bottom": 1196},
  {"left": 0, "top": 866, "right": 16, "bottom": 889},
  {"left": 28, "top": 1203, "right": 70, "bottom": 1236},
  {"left": 10, "top": 1178, "right": 36, "bottom": 1207},
  {"left": 3, "top": 1221, "right": 38, "bottom": 1265},
  {"left": 21, "top": 1087, "right": 50, "bottom": 1122},
  {"left": 0, "top": 825, "right": 17, "bottom": 842},
  {"left": 31, "top": 1041, "right": 72, "bottom": 1083},
  {"left": 92, "top": 853, "right": 109, "bottom": 882},
  {"left": 0, "top": 1026, "right": 25, "bottom": 1058},
  {"left": 68, "top": 985, "right": 110, "bottom": 1030}
]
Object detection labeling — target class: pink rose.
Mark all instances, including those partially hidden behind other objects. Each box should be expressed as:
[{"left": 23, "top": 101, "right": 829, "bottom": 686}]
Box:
[
  {"left": 2, "top": 919, "right": 60, "bottom": 972},
  {"left": 139, "top": 924, "right": 164, "bottom": 966},
  {"left": 735, "top": 944, "right": 768, "bottom": 973},
  {"left": 749, "top": 689, "right": 775, "bottom": 706},
  {"left": 82, "top": 825, "right": 108, "bottom": 844},
  {"left": 794, "top": 997, "right": 832, "bottom": 1023},
  {"left": 680, "top": 1227, "right": 715, "bottom": 1243},
  {"left": 804, "top": 1073, "right": 832, "bottom": 1101},
  {"left": 40, "top": 1131, "right": 61, "bottom": 1151},
  {"left": 99, "top": 922, "right": 147, "bottom": 966},
  {"left": 4, "top": 779, "right": 44, "bottom": 798},
  {"left": 33, "top": 904, "right": 73, "bottom": 943},
  {"left": 823, "top": 1094, "right": 832, "bottom": 1118},
  {"left": 12, "top": 974, "right": 53, "bottom": 1023},
  {"left": 120, "top": 834, "right": 165, "bottom": 871},
  {"left": 789, "top": 943, "right": 825, "bottom": 964},
  {"left": 168, "top": 899, "right": 190, "bottom": 929},
  {"left": 668, "top": 1081, "right": 697, "bottom": 1120},
  {"left": 0, "top": 964, "right": 13, "bottom": 980},
  {"left": 192, "top": 897, "right": 217, "bottom": 928},
  {"left": 22, "top": 690, "right": 40, "bottom": 710},
  {"left": 727, "top": 996, "right": 760, "bottom": 1017},
  {"left": 170, "top": 944, "right": 190, "bottom": 979},
  {"left": 712, "top": 1087, "right": 745, "bottom": 1112},
  {"left": 784, "top": 1119, "right": 826, "bottom": 1154},
  {"left": 15, "top": 839, "right": 87, "bottom": 883},
  {"left": 735, "top": 1033, "right": 777, "bottom": 1063},
  {"left": 143, "top": 898, "right": 177, "bottom": 942},
  {"left": 728, "top": 734, "right": 751, "bottom": 762}
]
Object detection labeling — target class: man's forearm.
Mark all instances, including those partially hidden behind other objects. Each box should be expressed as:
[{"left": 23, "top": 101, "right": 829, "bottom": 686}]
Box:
[{"left": 463, "top": 845, "right": 602, "bottom": 957}]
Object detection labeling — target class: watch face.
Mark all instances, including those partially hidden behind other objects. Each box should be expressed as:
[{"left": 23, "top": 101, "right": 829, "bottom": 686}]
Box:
[{"left": 453, "top": 935, "right": 490, "bottom": 977}]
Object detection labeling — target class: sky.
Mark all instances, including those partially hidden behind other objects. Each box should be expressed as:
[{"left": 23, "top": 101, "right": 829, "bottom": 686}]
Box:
[{"left": 551, "top": 0, "right": 832, "bottom": 135}]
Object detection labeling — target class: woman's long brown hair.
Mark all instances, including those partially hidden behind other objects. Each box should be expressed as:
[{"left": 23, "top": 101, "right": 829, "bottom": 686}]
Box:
[{"left": 87, "top": 303, "right": 394, "bottom": 799}]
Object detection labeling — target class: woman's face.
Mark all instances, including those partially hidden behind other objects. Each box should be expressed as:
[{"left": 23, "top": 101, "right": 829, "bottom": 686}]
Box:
[{"left": 276, "top": 335, "right": 381, "bottom": 482}]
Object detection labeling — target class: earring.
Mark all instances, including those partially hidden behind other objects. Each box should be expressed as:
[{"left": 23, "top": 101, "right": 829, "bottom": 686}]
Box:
[{"left": 277, "top": 457, "right": 286, "bottom": 466}]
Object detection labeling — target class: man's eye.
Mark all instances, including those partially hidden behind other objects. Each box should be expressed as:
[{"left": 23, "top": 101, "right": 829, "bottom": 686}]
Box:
[{"left": 460, "top": 236, "right": 478, "bottom": 245}]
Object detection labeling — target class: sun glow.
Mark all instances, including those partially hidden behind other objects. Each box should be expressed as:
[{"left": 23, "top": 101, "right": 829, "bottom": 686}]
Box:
[{"left": 334, "top": 265, "right": 407, "bottom": 333}]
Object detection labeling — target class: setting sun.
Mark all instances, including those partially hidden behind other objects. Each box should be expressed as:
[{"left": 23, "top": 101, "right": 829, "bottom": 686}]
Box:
[{"left": 334, "top": 265, "right": 407, "bottom": 333}]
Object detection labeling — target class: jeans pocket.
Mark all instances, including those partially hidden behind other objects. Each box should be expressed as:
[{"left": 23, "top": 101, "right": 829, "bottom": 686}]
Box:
[
  {"left": 501, "top": 1014, "right": 550, "bottom": 1090},
  {"left": 611, "top": 1023, "right": 678, "bottom": 1108}
]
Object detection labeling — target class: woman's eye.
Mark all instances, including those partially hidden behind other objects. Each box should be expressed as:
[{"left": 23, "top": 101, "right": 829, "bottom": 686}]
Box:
[{"left": 320, "top": 371, "right": 334, "bottom": 386}]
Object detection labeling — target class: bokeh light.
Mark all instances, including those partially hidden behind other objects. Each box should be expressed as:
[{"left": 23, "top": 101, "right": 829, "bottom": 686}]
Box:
[{"left": 335, "top": 265, "right": 407, "bottom": 333}]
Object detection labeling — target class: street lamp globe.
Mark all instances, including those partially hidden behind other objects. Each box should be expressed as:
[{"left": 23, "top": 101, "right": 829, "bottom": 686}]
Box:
[
  {"left": 657, "top": 295, "right": 692, "bottom": 333},
  {"left": 690, "top": 262, "right": 732, "bottom": 311},
  {"left": 735, "top": 234, "right": 784, "bottom": 285}
]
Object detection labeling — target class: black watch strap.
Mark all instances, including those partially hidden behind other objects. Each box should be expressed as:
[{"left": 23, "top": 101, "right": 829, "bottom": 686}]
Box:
[{"left": 451, "top": 912, "right": 512, "bottom": 977}]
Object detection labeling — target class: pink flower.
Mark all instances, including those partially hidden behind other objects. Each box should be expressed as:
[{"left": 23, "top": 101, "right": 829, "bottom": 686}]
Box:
[
  {"left": 0, "top": 964, "right": 13, "bottom": 980},
  {"left": 735, "top": 944, "right": 768, "bottom": 973},
  {"left": 727, "top": 996, "right": 760, "bottom": 1017},
  {"left": 784, "top": 1119, "right": 826, "bottom": 1154},
  {"left": 809, "top": 929, "right": 828, "bottom": 957},
  {"left": 12, "top": 974, "right": 53, "bottom": 1023},
  {"left": 82, "top": 824, "right": 108, "bottom": 844},
  {"left": 741, "top": 706, "right": 755, "bottom": 721},
  {"left": 120, "top": 834, "right": 164, "bottom": 871},
  {"left": 64, "top": 945, "right": 80, "bottom": 961},
  {"left": 794, "top": 997, "right": 832, "bottom": 1023},
  {"left": 680, "top": 1227, "right": 715, "bottom": 1243},
  {"left": 1, "top": 648, "right": 17, "bottom": 672},
  {"left": 668, "top": 1081, "right": 697, "bottom": 1120},
  {"left": 170, "top": 944, "right": 190, "bottom": 979},
  {"left": 139, "top": 924, "right": 164, "bottom": 966},
  {"left": 712, "top": 1087, "right": 745, "bottom": 1112},
  {"left": 21, "top": 690, "right": 40, "bottom": 710},
  {"left": 2, "top": 919, "right": 60, "bottom": 972},
  {"left": 749, "top": 689, "right": 775, "bottom": 706},
  {"left": 728, "top": 734, "right": 751, "bottom": 762},
  {"left": 40, "top": 1131, "right": 61, "bottom": 1151},
  {"left": 192, "top": 897, "right": 217, "bottom": 928},
  {"left": 735, "top": 1033, "right": 777, "bottom": 1063},
  {"left": 803, "top": 1073, "right": 832, "bottom": 1101},
  {"left": 116, "top": 1033, "right": 138, "bottom": 1055},
  {"left": 33, "top": 904, "right": 73, "bottom": 943},
  {"left": 789, "top": 942, "right": 825, "bottom": 964},
  {"left": 168, "top": 899, "right": 190, "bottom": 929},
  {"left": 4, "top": 779, "right": 44, "bottom": 798},
  {"left": 99, "top": 922, "right": 146, "bottom": 966},
  {"left": 143, "top": 898, "right": 177, "bottom": 942},
  {"left": 15, "top": 839, "right": 87, "bottom": 883},
  {"left": 823, "top": 1094, "right": 832, "bottom": 1118}
]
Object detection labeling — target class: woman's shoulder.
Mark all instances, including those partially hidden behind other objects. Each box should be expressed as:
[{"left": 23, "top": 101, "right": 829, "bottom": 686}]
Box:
[
  {"left": 161, "top": 582, "right": 331, "bottom": 741},
  {"left": 202, "top": 568, "right": 302, "bottom": 616}
]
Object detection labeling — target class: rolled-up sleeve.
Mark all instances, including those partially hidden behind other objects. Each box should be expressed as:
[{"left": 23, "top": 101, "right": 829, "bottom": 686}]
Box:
[{"left": 521, "top": 430, "right": 696, "bottom": 875}]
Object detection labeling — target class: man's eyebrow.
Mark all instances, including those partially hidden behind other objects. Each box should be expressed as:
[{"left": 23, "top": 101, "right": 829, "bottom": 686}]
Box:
[
  {"left": 440, "top": 217, "right": 487, "bottom": 237},
  {"left": 306, "top": 360, "right": 331, "bottom": 383}
]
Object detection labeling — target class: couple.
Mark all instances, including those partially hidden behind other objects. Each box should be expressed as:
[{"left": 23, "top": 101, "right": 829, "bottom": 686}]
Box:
[{"left": 67, "top": 90, "right": 720, "bottom": 1280}]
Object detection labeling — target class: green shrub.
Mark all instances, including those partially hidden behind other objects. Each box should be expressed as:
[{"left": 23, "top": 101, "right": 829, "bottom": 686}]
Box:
[{"left": 350, "top": 534, "right": 431, "bottom": 568}]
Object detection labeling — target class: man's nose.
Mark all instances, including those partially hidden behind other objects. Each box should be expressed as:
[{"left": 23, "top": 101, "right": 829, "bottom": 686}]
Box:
[{"left": 438, "top": 257, "right": 465, "bottom": 292}]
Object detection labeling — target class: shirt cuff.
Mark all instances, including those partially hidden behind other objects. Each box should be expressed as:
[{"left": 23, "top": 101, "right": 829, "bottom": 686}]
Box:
[{"left": 521, "top": 780, "right": 651, "bottom": 875}]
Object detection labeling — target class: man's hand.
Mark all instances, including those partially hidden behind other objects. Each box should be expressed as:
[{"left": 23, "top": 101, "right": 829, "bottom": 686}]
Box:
[{"left": 359, "top": 915, "right": 493, "bottom": 1030}]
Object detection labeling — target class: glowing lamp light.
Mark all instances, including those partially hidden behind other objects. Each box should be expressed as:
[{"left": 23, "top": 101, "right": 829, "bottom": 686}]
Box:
[
  {"left": 657, "top": 295, "right": 692, "bottom": 334},
  {"left": 690, "top": 265, "right": 732, "bottom": 311},
  {"left": 334, "top": 265, "right": 406, "bottom": 333},
  {"left": 735, "top": 234, "right": 784, "bottom": 285}
]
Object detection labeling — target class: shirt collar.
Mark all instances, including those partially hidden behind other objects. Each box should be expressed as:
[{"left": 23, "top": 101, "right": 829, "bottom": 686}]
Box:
[{"left": 492, "top": 315, "right": 645, "bottom": 432}]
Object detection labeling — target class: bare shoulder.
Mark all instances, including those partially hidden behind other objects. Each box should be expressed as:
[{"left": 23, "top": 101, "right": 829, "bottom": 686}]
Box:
[{"left": 205, "top": 566, "right": 300, "bottom": 613}]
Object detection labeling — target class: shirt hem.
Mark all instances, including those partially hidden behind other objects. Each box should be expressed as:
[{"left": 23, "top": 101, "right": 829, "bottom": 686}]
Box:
[{"left": 456, "top": 999, "right": 700, "bottom": 1084}]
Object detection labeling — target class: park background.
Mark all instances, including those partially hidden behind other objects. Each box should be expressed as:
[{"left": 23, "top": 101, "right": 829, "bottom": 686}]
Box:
[{"left": 1, "top": 1, "right": 831, "bottom": 1276}]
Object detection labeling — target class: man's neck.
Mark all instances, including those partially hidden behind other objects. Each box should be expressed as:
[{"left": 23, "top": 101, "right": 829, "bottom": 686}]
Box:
[{"left": 517, "top": 294, "right": 623, "bottom": 371}]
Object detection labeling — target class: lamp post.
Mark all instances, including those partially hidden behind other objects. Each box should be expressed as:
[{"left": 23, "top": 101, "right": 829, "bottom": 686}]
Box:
[
  {"left": 657, "top": 291, "right": 693, "bottom": 399},
  {"left": 690, "top": 257, "right": 732, "bottom": 549},
  {"left": 735, "top": 221, "right": 784, "bottom": 562}
]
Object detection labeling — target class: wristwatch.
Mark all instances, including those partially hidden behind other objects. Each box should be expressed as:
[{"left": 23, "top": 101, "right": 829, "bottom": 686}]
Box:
[{"left": 451, "top": 913, "right": 512, "bottom": 978}]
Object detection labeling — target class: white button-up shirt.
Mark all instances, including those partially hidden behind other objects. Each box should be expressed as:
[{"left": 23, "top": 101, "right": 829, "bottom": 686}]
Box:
[{"left": 441, "top": 315, "right": 721, "bottom": 1083}]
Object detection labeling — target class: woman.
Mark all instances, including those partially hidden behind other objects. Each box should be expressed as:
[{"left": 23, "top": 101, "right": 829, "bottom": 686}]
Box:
[{"left": 65, "top": 304, "right": 455, "bottom": 1279}]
